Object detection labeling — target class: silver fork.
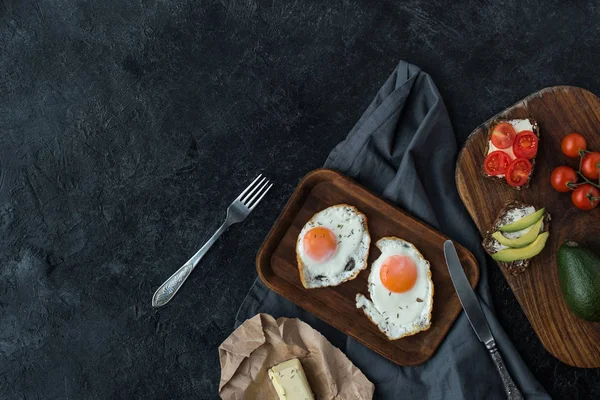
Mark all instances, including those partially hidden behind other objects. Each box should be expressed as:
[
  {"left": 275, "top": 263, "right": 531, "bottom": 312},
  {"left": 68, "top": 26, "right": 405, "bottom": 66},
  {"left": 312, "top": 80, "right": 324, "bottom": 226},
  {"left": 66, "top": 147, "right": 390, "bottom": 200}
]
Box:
[{"left": 152, "top": 175, "right": 273, "bottom": 308}]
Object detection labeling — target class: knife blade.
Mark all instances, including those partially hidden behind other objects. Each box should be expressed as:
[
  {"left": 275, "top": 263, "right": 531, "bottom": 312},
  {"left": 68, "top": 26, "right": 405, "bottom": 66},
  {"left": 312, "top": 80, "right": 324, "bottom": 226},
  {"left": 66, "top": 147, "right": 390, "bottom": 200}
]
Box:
[
  {"left": 443, "top": 240, "right": 494, "bottom": 347},
  {"left": 443, "top": 240, "right": 523, "bottom": 400}
]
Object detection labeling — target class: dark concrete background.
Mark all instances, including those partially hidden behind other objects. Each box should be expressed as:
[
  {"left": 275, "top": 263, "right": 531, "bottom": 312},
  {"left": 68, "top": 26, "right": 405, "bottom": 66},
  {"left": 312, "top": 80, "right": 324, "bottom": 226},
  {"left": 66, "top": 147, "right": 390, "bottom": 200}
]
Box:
[{"left": 1, "top": 0, "right": 599, "bottom": 398}]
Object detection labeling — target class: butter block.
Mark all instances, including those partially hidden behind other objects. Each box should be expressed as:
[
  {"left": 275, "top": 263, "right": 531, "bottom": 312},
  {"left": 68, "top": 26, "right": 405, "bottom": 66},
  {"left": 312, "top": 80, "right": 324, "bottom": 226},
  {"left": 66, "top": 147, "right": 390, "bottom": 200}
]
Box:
[{"left": 268, "top": 358, "right": 314, "bottom": 400}]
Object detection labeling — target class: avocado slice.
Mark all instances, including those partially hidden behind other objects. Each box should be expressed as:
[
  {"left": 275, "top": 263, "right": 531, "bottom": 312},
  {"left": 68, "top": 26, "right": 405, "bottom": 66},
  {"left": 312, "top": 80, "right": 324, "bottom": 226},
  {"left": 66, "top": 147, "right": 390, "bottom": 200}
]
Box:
[
  {"left": 492, "top": 218, "right": 543, "bottom": 248},
  {"left": 557, "top": 241, "right": 600, "bottom": 322},
  {"left": 492, "top": 232, "right": 549, "bottom": 262},
  {"left": 499, "top": 208, "right": 545, "bottom": 233}
]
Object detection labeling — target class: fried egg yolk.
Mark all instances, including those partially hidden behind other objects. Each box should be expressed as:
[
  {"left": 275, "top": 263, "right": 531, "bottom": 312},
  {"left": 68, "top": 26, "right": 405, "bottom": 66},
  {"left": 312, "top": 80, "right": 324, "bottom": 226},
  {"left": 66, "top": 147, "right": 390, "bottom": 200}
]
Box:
[
  {"left": 379, "top": 255, "right": 417, "bottom": 292},
  {"left": 303, "top": 227, "right": 337, "bottom": 262}
]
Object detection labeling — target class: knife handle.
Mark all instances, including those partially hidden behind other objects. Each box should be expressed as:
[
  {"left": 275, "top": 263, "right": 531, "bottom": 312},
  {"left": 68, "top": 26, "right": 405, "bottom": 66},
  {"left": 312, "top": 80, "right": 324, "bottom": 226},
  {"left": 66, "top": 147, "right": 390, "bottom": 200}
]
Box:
[{"left": 488, "top": 342, "right": 524, "bottom": 400}]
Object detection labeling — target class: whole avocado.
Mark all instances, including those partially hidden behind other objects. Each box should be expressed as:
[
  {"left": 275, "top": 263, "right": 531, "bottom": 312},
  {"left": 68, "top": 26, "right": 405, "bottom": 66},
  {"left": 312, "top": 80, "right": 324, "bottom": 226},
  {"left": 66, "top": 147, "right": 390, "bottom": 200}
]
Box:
[{"left": 557, "top": 241, "right": 600, "bottom": 322}]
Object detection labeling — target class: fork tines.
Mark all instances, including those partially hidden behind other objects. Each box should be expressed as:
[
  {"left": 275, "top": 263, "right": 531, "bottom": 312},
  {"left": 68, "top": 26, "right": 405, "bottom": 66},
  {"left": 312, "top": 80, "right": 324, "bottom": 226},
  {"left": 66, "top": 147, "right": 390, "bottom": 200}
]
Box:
[{"left": 238, "top": 174, "right": 273, "bottom": 210}]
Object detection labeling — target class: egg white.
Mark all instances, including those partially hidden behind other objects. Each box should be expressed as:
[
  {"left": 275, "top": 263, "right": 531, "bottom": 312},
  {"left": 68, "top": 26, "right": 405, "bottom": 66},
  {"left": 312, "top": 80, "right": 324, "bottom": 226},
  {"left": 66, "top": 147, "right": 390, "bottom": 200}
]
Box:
[
  {"left": 356, "top": 237, "right": 433, "bottom": 340},
  {"left": 297, "top": 205, "right": 370, "bottom": 288}
]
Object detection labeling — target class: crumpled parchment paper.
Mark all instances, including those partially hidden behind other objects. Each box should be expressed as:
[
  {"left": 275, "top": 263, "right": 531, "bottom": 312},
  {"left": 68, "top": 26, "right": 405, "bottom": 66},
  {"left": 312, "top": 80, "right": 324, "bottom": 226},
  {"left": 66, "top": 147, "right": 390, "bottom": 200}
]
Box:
[{"left": 219, "top": 313, "right": 374, "bottom": 399}]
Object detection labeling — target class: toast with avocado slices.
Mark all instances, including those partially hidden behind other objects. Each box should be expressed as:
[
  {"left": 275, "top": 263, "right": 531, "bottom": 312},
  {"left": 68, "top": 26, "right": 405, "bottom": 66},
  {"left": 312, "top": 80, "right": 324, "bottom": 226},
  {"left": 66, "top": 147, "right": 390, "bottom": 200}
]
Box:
[{"left": 482, "top": 200, "right": 551, "bottom": 275}]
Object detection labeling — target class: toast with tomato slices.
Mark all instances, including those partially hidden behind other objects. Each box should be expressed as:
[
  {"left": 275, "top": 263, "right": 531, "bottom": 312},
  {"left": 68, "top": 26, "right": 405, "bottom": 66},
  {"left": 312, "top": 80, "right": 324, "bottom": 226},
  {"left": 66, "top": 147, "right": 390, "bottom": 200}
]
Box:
[{"left": 482, "top": 118, "right": 540, "bottom": 190}]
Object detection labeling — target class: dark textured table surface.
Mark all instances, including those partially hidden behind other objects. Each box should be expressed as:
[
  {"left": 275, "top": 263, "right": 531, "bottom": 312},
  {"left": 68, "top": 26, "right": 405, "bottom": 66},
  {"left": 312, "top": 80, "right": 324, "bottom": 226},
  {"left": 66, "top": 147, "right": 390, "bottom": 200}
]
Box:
[{"left": 2, "top": 1, "right": 600, "bottom": 399}]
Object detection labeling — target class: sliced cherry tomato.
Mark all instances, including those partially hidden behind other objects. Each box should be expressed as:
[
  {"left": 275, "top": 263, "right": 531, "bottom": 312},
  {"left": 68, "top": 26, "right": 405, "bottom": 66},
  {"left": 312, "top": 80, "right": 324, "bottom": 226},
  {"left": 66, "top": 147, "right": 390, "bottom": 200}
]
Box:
[
  {"left": 581, "top": 152, "right": 600, "bottom": 180},
  {"left": 571, "top": 184, "right": 600, "bottom": 210},
  {"left": 561, "top": 133, "right": 587, "bottom": 158},
  {"left": 484, "top": 151, "right": 511, "bottom": 176},
  {"left": 513, "top": 131, "right": 538, "bottom": 159},
  {"left": 505, "top": 158, "right": 532, "bottom": 187},
  {"left": 550, "top": 166, "right": 578, "bottom": 192},
  {"left": 490, "top": 123, "right": 516, "bottom": 149}
]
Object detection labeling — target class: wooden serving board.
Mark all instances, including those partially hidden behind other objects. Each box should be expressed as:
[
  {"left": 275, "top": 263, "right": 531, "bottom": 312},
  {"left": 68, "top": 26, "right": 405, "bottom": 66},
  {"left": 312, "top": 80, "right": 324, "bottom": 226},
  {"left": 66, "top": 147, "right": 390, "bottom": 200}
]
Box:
[
  {"left": 456, "top": 86, "right": 600, "bottom": 368},
  {"left": 257, "top": 169, "right": 479, "bottom": 366}
]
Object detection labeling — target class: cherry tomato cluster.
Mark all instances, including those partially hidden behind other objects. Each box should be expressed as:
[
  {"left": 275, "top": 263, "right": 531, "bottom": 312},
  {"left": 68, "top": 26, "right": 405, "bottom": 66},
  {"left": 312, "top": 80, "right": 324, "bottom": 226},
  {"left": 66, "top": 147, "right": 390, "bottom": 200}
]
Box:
[
  {"left": 484, "top": 123, "right": 538, "bottom": 187},
  {"left": 550, "top": 133, "right": 600, "bottom": 210}
]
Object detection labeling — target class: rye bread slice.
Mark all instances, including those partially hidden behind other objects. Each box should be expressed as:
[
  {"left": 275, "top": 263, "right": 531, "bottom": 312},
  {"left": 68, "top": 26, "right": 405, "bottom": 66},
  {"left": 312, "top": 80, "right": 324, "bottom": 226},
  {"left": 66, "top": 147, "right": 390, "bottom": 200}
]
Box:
[
  {"left": 482, "top": 200, "right": 550, "bottom": 276},
  {"left": 297, "top": 204, "right": 370, "bottom": 289},
  {"left": 482, "top": 118, "right": 539, "bottom": 191}
]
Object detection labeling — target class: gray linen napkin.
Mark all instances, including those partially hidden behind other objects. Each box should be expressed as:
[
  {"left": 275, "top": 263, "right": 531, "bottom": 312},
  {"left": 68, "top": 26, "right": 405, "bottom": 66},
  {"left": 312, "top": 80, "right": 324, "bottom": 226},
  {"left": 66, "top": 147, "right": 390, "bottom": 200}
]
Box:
[{"left": 235, "top": 61, "right": 550, "bottom": 400}]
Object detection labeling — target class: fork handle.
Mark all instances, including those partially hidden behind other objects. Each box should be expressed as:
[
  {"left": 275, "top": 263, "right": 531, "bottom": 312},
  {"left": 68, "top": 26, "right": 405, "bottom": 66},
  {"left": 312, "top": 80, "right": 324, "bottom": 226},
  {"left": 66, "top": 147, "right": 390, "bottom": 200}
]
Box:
[{"left": 152, "top": 221, "right": 229, "bottom": 307}]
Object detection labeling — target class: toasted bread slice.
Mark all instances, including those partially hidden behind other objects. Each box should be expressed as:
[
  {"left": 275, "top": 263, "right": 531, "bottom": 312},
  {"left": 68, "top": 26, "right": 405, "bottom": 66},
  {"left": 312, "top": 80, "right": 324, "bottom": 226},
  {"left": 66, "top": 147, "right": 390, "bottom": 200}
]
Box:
[
  {"left": 482, "top": 200, "right": 550, "bottom": 275},
  {"left": 482, "top": 118, "right": 539, "bottom": 191},
  {"left": 296, "top": 204, "right": 370, "bottom": 288}
]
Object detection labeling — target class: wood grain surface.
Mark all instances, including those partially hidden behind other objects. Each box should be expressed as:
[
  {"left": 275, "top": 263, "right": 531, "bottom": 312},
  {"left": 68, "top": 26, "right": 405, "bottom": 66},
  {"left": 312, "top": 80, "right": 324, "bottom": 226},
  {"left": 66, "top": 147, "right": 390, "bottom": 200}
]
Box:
[
  {"left": 456, "top": 86, "right": 600, "bottom": 368},
  {"left": 257, "top": 169, "right": 479, "bottom": 366}
]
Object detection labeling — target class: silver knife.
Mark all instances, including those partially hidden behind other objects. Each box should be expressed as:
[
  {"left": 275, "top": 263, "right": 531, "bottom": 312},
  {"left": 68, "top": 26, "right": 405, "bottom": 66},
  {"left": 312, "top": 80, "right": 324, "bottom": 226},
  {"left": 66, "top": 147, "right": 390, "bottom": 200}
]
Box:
[{"left": 443, "top": 240, "right": 524, "bottom": 400}]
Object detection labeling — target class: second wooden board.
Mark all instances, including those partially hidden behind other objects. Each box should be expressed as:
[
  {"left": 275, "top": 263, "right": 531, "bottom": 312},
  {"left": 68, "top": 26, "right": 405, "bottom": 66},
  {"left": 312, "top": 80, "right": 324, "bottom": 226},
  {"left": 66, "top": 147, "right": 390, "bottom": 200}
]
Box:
[{"left": 456, "top": 86, "right": 600, "bottom": 368}]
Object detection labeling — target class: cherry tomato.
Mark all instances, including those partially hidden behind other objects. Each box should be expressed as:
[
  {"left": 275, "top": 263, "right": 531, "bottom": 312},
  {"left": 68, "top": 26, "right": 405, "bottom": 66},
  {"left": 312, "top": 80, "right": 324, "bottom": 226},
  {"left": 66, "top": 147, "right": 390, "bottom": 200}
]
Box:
[
  {"left": 484, "top": 151, "right": 511, "bottom": 176},
  {"left": 513, "top": 131, "right": 538, "bottom": 159},
  {"left": 561, "top": 133, "right": 587, "bottom": 158},
  {"left": 550, "top": 166, "right": 578, "bottom": 192},
  {"left": 490, "top": 123, "right": 516, "bottom": 149},
  {"left": 581, "top": 152, "right": 600, "bottom": 180},
  {"left": 571, "top": 184, "right": 600, "bottom": 210},
  {"left": 506, "top": 158, "right": 532, "bottom": 187}
]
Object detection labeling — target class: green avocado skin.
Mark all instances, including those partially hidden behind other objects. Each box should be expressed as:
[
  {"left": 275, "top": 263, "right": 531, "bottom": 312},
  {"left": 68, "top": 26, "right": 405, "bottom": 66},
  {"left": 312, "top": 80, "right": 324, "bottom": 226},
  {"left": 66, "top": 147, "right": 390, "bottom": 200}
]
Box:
[{"left": 557, "top": 242, "right": 600, "bottom": 322}]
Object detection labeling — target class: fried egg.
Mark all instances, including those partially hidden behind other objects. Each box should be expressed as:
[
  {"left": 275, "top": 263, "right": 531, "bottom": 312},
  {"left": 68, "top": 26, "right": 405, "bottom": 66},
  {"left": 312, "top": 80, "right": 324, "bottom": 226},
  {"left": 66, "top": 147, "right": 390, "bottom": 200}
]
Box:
[
  {"left": 356, "top": 237, "right": 434, "bottom": 340},
  {"left": 296, "top": 204, "right": 370, "bottom": 288}
]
